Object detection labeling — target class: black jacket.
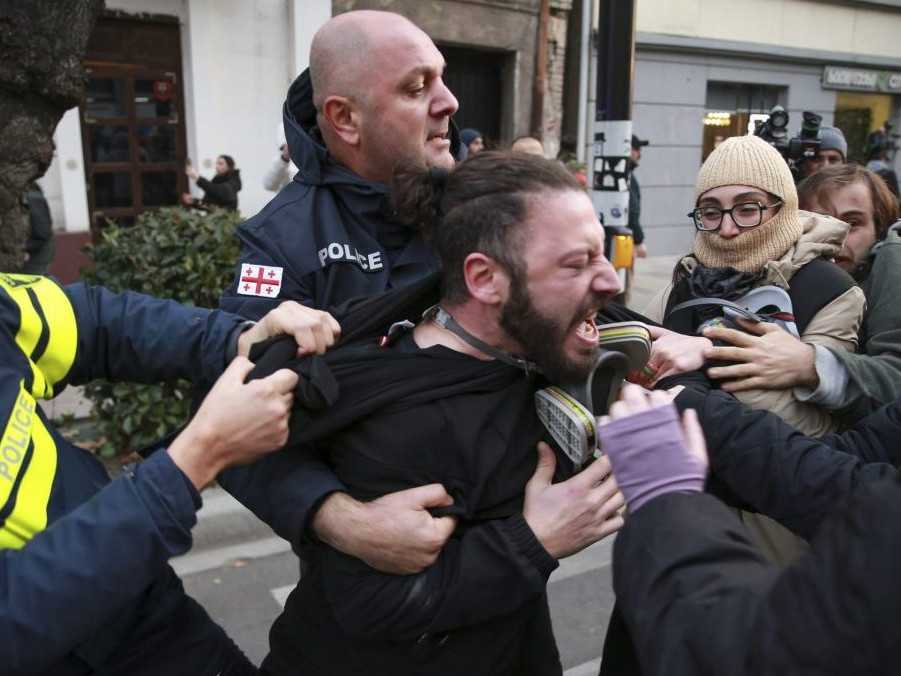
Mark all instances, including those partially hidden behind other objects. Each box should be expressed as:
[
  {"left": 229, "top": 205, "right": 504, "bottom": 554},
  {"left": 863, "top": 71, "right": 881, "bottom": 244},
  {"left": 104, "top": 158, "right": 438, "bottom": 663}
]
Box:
[
  {"left": 197, "top": 170, "right": 241, "bottom": 211},
  {"left": 243, "top": 275, "right": 566, "bottom": 675},
  {"left": 600, "top": 382, "right": 901, "bottom": 676},
  {"left": 614, "top": 474, "right": 901, "bottom": 676}
]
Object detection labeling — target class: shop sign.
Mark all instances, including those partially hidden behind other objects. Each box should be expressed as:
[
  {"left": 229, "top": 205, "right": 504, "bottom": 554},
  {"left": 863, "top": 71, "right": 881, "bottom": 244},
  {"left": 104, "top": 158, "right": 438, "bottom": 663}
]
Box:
[{"left": 823, "top": 66, "right": 901, "bottom": 93}]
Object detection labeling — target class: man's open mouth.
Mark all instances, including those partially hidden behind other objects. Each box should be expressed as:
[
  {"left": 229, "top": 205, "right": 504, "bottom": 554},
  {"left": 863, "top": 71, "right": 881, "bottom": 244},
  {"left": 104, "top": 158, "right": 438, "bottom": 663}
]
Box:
[
  {"left": 427, "top": 130, "right": 449, "bottom": 142},
  {"left": 574, "top": 312, "right": 599, "bottom": 345}
]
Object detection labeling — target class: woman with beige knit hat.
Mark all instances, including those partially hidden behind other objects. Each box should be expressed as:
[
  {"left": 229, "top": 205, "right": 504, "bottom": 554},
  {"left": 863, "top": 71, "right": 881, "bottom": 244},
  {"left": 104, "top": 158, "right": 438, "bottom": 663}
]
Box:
[
  {"left": 646, "top": 134, "right": 864, "bottom": 434},
  {"left": 643, "top": 134, "right": 866, "bottom": 562}
]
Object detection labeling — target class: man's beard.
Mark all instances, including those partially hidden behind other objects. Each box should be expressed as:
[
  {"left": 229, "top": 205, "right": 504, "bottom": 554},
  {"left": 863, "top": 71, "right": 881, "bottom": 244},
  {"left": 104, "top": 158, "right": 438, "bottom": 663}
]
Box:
[{"left": 499, "top": 274, "right": 600, "bottom": 384}]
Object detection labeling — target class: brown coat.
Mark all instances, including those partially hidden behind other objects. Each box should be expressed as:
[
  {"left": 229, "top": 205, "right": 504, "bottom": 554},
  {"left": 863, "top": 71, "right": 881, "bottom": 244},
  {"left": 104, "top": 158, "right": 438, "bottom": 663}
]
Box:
[{"left": 645, "top": 211, "right": 866, "bottom": 438}]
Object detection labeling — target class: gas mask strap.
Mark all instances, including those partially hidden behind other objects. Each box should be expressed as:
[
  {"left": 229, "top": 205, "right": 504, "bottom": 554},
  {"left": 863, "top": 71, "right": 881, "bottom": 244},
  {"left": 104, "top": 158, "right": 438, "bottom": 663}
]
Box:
[{"left": 423, "top": 305, "right": 542, "bottom": 375}]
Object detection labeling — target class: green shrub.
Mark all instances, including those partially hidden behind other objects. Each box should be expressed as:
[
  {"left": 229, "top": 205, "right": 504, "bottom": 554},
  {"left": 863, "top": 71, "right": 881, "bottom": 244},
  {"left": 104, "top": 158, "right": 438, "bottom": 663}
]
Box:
[{"left": 82, "top": 207, "right": 242, "bottom": 457}]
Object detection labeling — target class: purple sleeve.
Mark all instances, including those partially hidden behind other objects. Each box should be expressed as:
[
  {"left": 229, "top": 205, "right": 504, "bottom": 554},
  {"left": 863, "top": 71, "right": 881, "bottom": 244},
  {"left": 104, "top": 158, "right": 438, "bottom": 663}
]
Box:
[{"left": 598, "top": 403, "right": 706, "bottom": 513}]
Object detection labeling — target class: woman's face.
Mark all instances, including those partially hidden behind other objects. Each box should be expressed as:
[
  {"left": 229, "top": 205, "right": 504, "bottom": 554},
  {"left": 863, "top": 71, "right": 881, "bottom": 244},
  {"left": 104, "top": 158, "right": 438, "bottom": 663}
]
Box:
[
  {"left": 215, "top": 157, "right": 229, "bottom": 175},
  {"left": 696, "top": 184, "right": 782, "bottom": 239}
]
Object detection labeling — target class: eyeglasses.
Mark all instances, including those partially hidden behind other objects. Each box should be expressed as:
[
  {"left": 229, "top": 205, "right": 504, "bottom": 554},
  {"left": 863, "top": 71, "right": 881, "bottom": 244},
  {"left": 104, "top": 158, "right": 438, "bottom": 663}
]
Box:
[{"left": 688, "top": 201, "right": 783, "bottom": 232}]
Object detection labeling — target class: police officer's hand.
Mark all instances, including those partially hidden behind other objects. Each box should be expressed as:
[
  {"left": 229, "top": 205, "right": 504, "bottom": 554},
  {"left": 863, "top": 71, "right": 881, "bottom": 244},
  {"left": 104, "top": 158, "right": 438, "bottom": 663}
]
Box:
[
  {"left": 312, "top": 487, "right": 457, "bottom": 575},
  {"left": 238, "top": 301, "right": 341, "bottom": 358},
  {"left": 168, "top": 356, "right": 298, "bottom": 489},
  {"left": 523, "top": 444, "right": 624, "bottom": 560}
]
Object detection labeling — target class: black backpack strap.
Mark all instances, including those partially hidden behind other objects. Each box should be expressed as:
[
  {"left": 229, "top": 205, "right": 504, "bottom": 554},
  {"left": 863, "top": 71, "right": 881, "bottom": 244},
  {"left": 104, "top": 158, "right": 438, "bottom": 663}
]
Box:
[
  {"left": 662, "top": 276, "right": 698, "bottom": 334},
  {"left": 786, "top": 258, "right": 856, "bottom": 334}
]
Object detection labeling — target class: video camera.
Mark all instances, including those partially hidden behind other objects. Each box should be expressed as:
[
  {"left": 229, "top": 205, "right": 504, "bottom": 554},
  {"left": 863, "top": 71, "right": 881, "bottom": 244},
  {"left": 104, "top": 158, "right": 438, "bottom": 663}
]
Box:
[{"left": 754, "top": 105, "right": 822, "bottom": 180}]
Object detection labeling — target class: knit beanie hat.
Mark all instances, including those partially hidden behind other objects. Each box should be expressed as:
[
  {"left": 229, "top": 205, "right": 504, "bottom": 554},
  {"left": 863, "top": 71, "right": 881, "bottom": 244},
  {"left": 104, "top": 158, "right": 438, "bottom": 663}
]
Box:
[
  {"left": 817, "top": 126, "right": 848, "bottom": 160},
  {"left": 460, "top": 128, "right": 482, "bottom": 148},
  {"left": 693, "top": 135, "right": 803, "bottom": 272}
]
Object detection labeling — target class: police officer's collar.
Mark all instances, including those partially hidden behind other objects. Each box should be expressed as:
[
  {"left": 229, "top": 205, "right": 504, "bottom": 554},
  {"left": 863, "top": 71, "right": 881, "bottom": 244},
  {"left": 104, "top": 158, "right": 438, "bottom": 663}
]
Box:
[{"left": 422, "top": 305, "right": 541, "bottom": 375}]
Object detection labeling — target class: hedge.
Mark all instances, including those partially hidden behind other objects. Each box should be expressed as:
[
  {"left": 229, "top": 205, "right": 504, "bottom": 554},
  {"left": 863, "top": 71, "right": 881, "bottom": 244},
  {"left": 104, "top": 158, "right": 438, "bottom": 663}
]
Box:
[{"left": 82, "top": 207, "right": 242, "bottom": 457}]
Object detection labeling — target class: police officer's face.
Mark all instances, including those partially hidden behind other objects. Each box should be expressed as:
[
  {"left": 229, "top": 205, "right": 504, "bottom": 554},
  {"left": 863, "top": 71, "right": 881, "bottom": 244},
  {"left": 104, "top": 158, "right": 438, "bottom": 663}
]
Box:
[
  {"left": 359, "top": 23, "right": 459, "bottom": 182},
  {"left": 804, "top": 181, "right": 878, "bottom": 273},
  {"left": 499, "top": 190, "right": 621, "bottom": 382}
]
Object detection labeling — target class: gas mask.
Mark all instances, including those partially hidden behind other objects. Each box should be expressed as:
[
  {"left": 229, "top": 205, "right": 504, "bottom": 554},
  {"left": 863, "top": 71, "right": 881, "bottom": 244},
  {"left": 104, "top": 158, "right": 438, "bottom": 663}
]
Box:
[{"left": 535, "top": 322, "right": 652, "bottom": 468}]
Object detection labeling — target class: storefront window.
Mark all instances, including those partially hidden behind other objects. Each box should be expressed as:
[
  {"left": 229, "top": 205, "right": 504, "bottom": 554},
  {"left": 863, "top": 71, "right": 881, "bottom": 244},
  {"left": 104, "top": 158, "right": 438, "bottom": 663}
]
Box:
[
  {"left": 834, "top": 92, "right": 894, "bottom": 163},
  {"left": 702, "top": 82, "right": 787, "bottom": 160}
]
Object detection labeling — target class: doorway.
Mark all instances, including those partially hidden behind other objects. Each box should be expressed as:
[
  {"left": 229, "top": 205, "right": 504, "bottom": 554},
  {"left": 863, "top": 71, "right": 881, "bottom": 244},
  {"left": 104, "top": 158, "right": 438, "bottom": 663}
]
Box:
[
  {"left": 80, "top": 13, "right": 187, "bottom": 230},
  {"left": 441, "top": 45, "right": 509, "bottom": 148}
]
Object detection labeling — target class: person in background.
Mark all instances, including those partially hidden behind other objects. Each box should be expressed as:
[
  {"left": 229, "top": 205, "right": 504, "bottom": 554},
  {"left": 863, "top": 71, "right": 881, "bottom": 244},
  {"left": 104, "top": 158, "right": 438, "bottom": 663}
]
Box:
[
  {"left": 22, "top": 182, "right": 55, "bottom": 275},
  {"left": 459, "top": 127, "right": 484, "bottom": 160},
  {"left": 698, "top": 165, "right": 901, "bottom": 423},
  {"left": 263, "top": 123, "right": 299, "bottom": 192},
  {"left": 511, "top": 136, "right": 545, "bottom": 157},
  {"left": 799, "top": 125, "right": 847, "bottom": 179},
  {"left": 866, "top": 123, "right": 900, "bottom": 197},
  {"left": 629, "top": 134, "right": 648, "bottom": 258},
  {"left": 183, "top": 154, "right": 242, "bottom": 211}
]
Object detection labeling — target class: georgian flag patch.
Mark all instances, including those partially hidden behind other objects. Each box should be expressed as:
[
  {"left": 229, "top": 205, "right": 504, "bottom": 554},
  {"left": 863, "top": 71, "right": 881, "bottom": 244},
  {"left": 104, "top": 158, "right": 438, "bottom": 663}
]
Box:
[{"left": 237, "top": 264, "right": 283, "bottom": 298}]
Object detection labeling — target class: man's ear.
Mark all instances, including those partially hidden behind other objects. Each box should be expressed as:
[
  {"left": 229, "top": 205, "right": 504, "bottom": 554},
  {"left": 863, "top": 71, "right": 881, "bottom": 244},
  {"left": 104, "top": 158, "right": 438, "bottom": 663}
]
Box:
[
  {"left": 463, "top": 253, "right": 510, "bottom": 306},
  {"left": 321, "top": 95, "right": 360, "bottom": 146}
]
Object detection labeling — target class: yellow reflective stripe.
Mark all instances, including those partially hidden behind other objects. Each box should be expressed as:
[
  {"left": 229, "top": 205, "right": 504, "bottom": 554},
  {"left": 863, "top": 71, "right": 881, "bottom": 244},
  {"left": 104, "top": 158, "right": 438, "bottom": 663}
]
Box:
[
  {"left": 0, "top": 274, "right": 78, "bottom": 399},
  {"left": 0, "top": 382, "right": 57, "bottom": 550},
  {"left": 31, "top": 279, "right": 78, "bottom": 391}
]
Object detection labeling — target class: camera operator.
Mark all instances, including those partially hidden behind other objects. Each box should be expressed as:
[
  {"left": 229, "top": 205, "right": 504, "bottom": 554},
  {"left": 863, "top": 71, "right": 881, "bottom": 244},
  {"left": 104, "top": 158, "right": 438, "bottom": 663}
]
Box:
[{"left": 799, "top": 125, "right": 847, "bottom": 179}]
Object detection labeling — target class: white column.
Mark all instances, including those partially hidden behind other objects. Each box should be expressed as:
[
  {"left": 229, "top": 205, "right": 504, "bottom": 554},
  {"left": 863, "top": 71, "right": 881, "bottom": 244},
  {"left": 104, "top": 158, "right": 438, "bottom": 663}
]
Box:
[
  {"left": 55, "top": 107, "right": 90, "bottom": 233},
  {"left": 289, "top": 0, "right": 331, "bottom": 78}
]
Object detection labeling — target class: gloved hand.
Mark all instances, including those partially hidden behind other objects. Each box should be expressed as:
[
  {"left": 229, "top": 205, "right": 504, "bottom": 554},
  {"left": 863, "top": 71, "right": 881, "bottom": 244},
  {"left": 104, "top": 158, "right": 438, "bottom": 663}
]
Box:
[{"left": 598, "top": 385, "right": 708, "bottom": 513}]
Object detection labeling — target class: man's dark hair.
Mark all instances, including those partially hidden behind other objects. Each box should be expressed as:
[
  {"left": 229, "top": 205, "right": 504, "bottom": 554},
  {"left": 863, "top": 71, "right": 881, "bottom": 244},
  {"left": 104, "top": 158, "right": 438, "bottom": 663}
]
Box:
[
  {"left": 391, "top": 151, "right": 585, "bottom": 303},
  {"left": 798, "top": 164, "right": 899, "bottom": 240}
]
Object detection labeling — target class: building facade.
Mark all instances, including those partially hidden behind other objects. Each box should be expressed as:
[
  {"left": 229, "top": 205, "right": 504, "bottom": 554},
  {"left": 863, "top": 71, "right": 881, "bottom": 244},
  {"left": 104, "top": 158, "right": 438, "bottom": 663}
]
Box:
[
  {"left": 40, "top": 0, "right": 571, "bottom": 281},
  {"left": 630, "top": 0, "right": 901, "bottom": 254},
  {"left": 40, "top": 0, "right": 330, "bottom": 280}
]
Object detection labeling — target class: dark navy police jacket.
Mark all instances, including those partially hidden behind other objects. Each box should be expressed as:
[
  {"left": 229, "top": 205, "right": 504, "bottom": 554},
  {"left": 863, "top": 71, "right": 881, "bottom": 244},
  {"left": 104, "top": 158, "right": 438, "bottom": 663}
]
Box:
[
  {"left": 217, "top": 70, "right": 461, "bottom": 545},
  {"left": 220, "top": 69, "right": 443, "bottom": 320}
]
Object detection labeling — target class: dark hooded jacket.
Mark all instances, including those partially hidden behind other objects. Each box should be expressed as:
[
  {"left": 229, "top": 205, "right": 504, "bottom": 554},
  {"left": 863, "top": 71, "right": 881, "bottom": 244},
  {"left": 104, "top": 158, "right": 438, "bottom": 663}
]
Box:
[{"left": 219, "top": 69, "right": 460, "bottom": 320}]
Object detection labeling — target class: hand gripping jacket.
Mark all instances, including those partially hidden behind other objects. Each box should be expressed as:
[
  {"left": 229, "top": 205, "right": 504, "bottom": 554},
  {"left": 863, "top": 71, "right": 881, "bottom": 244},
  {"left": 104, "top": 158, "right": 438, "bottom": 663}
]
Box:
[{"left": 0, "top": 273, "right": 252, "bottom": 676}]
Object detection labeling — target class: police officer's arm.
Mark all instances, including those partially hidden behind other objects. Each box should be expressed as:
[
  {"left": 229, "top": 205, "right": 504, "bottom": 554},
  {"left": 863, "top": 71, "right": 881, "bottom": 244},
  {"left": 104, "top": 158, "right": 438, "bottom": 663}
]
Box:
[
  {"left": 0, "top": 356, "right": 296, "bottom": 672},
  {"left": 64, "top": 282, "right": 246, "bottom": 387},
  {"left": 317, "top": 454, "right": 622, "bottom": 639}
]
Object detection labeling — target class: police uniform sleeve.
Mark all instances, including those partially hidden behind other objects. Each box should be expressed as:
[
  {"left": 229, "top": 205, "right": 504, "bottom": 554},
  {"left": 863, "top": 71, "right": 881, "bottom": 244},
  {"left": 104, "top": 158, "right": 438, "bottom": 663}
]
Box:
[
  {"left": 219, "top": 220, "right": 316, "bottom": 321},
  {"left": 216, "top": 446, "right": 345, "bottom": 548},
  {"left": 0, "top": 276, "right": 207, "bottom": 671},
  {"left": 64, "top": 282, "right": 246, "bottom": 387},
  {"left": 0, "top": 450, "right": 201, "bottom": 673}
]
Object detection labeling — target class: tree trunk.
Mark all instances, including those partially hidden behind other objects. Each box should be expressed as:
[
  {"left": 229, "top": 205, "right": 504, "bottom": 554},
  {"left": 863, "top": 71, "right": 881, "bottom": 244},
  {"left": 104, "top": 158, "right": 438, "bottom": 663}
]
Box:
[{"left": 0, "top": 0, "right": 104, "bottom": 271}]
